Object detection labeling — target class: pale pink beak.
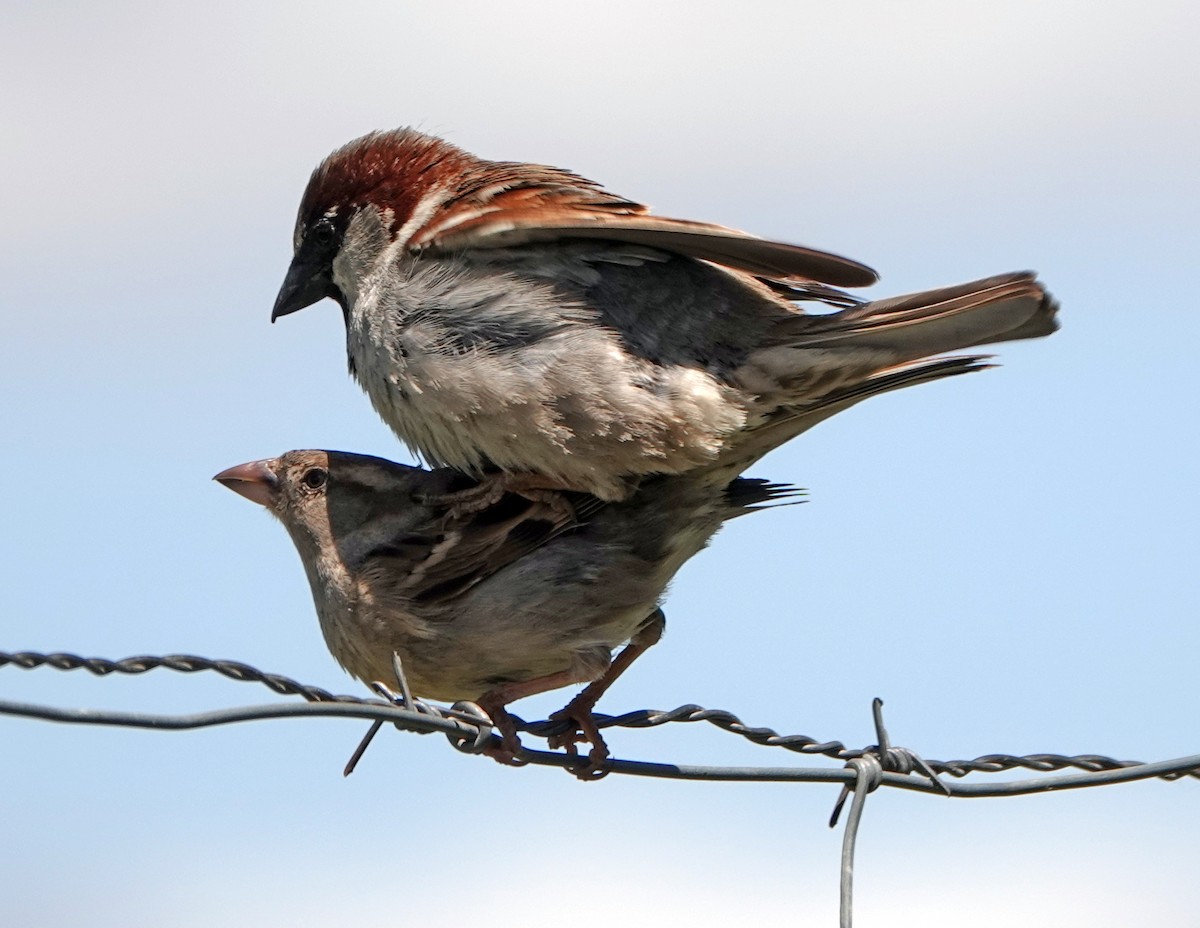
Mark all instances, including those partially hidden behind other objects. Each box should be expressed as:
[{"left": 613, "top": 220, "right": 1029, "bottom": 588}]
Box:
[{"left": 213, "top": 459, "right": 279, "bottom": 507}]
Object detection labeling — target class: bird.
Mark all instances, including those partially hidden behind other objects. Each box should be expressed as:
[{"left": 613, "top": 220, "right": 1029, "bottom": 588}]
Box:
[
  {"left": 214, "top": 449, "right": 801, "bottom": 775},
  {"left": 271, "top": 127, "right": 1058, "bottom": 504}
]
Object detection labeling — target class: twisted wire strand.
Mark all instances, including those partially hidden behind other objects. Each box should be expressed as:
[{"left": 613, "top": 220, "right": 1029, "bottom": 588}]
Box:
[{"left": 2, "top": 650, "right": 1197, "bottom": 786}]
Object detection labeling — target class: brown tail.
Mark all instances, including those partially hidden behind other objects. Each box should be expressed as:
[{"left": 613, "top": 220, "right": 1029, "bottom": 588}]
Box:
[{"left": 784, "top": 271, "right": 1059, "bottom": 359}]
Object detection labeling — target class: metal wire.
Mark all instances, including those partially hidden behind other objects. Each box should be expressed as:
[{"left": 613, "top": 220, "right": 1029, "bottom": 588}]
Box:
[
  {"left": 3, "top": 649, "right": 1197, "bottom": 928},
  {"left": 7, "top": 653, "right": 1190, "bottom": 782},
  {"left": 5, "top": 650, "right": 1190, "bottom": 783}
]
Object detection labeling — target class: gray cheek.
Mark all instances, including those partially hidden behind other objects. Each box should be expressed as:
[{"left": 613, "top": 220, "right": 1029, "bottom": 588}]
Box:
[{"left": 331, "top": 255, "right": 361, "bottom": 307}]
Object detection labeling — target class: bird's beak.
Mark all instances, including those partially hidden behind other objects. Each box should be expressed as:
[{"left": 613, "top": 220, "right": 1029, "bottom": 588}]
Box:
[
  {"left": 214, "top": 459, "right": 280, "bottom": 507},
  {"left": 271, "top": 255, "right": 338, "bottom": 322}
]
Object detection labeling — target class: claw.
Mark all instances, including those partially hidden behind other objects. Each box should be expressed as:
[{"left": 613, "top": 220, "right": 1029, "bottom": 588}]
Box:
[
  {"left": 424, "top": 472, "right": 579, "bottom": 523},
  {"left": 474, "top": 697, "right": 528, "bottom": 766},
  {"left": 548, "top": 694, "right": 611, "bottom": 780}
]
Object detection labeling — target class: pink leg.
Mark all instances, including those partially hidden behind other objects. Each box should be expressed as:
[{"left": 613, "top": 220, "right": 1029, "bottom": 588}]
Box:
[
  {"left": 475, "top": 669, "right": 580, "bottom": 765},
  {"left": 549, "top": 610, "right": 666, "bottom": 779}
]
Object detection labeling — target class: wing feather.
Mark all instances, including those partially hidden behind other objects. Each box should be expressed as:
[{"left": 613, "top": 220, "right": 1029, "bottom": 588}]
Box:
[{"left": 410, "top": 191, "right": 877, "bottom": 288}]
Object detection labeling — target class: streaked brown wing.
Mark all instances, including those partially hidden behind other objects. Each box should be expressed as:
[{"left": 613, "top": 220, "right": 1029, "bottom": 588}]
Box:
[{"left": 410, "top": 190, "right": 877, "bottom": 288}]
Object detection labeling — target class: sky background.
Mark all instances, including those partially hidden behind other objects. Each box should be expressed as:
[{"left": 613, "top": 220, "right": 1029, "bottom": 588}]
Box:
[{"left": 3, "top": 2, "right": 1198, "bottom": 925}]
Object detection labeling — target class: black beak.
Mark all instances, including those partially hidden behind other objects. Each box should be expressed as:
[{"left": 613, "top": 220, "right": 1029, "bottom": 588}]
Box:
[{"left": 271, "top": 256, "right": 338, "bottom": 322}]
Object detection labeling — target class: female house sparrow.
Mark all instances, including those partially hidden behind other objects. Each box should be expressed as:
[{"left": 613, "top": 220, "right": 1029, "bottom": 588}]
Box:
[
  {"left": 213, "top": 355, "right": 987, "bottom": 770},
  {"left": 272, "top": 128, "right": 1058, "bottom": 501},
  {"left": 214, "top": 450, "right": 799, "bottom": 769}
]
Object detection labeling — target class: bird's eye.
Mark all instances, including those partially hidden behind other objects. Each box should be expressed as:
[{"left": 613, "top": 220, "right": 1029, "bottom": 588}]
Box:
[
  {"left": 308, "top": 220, "right": 337, "bottom": 248},
  {"left": 301, "top": 468, "right": 328, "bottom": 490}
]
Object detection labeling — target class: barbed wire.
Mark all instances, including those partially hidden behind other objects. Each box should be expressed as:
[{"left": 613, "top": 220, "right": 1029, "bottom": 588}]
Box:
[
  {"left": 5, "top": 650, "right": 1195, "bottom": 785},
  {"left": 3, "top": 649, "right": 1197, "bottom": 927}
]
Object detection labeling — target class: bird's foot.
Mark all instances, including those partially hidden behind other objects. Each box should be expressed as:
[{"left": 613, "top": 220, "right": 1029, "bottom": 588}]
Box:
[
  {"left": 475, "top": 699, "right": 528, "bottom": 767},
  {"left": 426, "top": 472, "right": 579, "bottom": 524},
  {"left": 548, "top": 694, "right": 610, "bottom": 781}
]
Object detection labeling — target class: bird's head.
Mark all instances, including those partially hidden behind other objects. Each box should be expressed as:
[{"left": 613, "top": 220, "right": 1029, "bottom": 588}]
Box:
[
  {"left": 271, "top": 128, "right": 482, "bottom": 322},
  {"left": 214, "top": 450, "right": 470, "bottom": 572}
]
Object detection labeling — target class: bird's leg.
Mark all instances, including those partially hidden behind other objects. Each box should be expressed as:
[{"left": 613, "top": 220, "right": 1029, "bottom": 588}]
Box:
[
  {"left": 421, "top": 472, "right": 581, "bottom": 523},
  {"left": 475, "top": 669, "right": 581, "bottom": 765},
  {"left": 548, "top": 609, "right": 666, "bottom": 779}
]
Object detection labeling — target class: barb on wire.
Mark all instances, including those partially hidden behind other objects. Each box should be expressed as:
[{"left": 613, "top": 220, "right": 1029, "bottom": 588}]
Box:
[
  {"left": 348, "top": 653, "right": 422, "bottom": 776},
  {"left": 828, "top": 699, "right": 949, "bottom": 928},
  {"left": 829, "top": 698, "right": 946, "bottom": 827}
]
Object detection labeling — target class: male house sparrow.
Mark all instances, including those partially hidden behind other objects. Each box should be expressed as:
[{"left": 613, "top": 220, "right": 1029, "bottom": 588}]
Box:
[
  {"left": 213, "top": 356, "right": 987, "bottom": 771},
  {"left": 272, "top": 128, "right": 1058, "bottom": 501}
]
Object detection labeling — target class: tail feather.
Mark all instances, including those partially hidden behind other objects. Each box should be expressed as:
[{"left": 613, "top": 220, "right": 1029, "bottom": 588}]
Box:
[
  {"left": 784, "top": 271, "right": 1059, "bottom": 359},
  {"left": 723, "top": 478, "right": 806, "bottom": 516},
  {"left": 710, "top": 354, "right": 992, "bottom": 479},
  {"left": 679, "top": 271, "right": 1057, "bottom": 492}
]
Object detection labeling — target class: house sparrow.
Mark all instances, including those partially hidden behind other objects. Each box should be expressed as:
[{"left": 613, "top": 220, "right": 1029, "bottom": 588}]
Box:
[
  {"left": 272, "top": 128, "right": 1058, "bottom": 501},
  {"left": 211, "top": 353, "right": 988, "bottom": 773},
  {"left": 214, "top": 449, "right": 801, "bottom": 772}
]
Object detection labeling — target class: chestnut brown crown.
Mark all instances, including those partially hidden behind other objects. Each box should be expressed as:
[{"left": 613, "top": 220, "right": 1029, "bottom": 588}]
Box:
[{"left": 296, "top": 127, "right": 641, "bottom": 242}]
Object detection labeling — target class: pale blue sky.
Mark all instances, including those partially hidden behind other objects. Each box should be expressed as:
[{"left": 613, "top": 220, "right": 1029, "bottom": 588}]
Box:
[{"left": 2, "top": 2, "right": 1198, "bottom": 925}]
